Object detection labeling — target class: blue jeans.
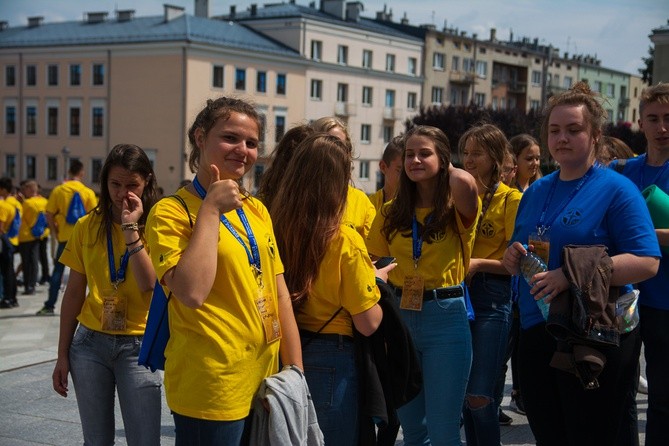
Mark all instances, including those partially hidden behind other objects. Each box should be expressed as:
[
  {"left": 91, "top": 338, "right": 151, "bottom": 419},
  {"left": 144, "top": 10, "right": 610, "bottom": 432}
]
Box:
[
  {"left": 173, "top": 412, "right": 251, "bottom": 446},
  {"left": 44, "top": 242, "right": 66, "bottom": 309},
  {"left": 463, "top": 273, "right": 512, "bottom": 446},
  {"left": 640, "top": 305, "right": 669, "bottom": 446},
  {"left": 69, "top": 325, "right": 162, "bottom": 446},
  {"left": 301, "top": 332, "right": 358, "bottom": 445},
  {"left": 396, "top": 294, "right": 472, "bottom": 446}
]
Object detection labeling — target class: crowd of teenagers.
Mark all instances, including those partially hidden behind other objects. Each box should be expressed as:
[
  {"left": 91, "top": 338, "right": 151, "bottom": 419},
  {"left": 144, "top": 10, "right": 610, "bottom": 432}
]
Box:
[{"left": 1, "top": 81, "right": 667, "bottom": 446}]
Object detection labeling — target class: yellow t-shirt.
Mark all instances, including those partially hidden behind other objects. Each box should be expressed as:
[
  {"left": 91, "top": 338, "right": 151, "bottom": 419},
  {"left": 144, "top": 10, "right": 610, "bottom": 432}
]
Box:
[
  {"left": 58, "top": 211, "right": 152, "bottom": 335},
  {"left": 0, "top": 200, "right": 16, "bottom": 244},
  {"left": 295, "top": 225, "right": 380, "bottom": 337},
  {"left": 343, "top": 185, "right": 376, "bottom": 239},
  {"left": 146, "top": 191, "right": 284, "bottom": 421},
  {"left": 472, "top": 182, "right": 522, "bottom": 260},
  {"left": 368, "top": 189, "right": 386, "bottom": 212},
  {"left": 2, "top": 196, "right": 22, "bottom": 246},
  {"left": 18, "top": 196, "right": 42, "bottom": 243},
  {"left": 366, "top": 206, "right": 477, "bottom": 290},
  {"left": 46, "top": 180, "right": 97, "bottom": 243}
]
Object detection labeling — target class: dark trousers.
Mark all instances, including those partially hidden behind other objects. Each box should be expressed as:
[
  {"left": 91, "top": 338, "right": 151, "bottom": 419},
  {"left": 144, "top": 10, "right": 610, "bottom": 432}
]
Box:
[
  {"left": 18, "top": 240, "right": 39, "bottom": 292},
  {"left": 38, "top": 237, "right": 50, "bottom": 282},
  {"left": 640, "top": 305, "right": 669, "bottom": 446},
  {"left": 0, "top": 237, "right": 17, "bottom": 303},
  {"left": 519, "top": 323, "right": 640, "bottom": 446}
]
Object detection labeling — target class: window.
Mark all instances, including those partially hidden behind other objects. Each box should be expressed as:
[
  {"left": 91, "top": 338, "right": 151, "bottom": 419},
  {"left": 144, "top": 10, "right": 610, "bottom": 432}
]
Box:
[
  {"left": 69, "top": 107, "right": 80, "bottom": 136},
  {"left": 593, "top": 81, "right": 601, "bottom": 93},
  {"left": 48, "top": 65, "right": 58, "bottom": 86},
  {"left": 553, "top": 75, "right": 559, "bottom": 87},
  {"left": 47, "top": 107, "right": 58, "bottom": 135},
  {"left": 6, "top": 66, "right": 16, "bottom": 86},
  {"left": 362, "top": 50, "right": 373, "bottom": 68},
  {"left": 92, "top": 107, "right": 104, "bottom": 137},
  {"left": 359, "top": 161, "right": 370, "bottom": 180},
  {"left": 5, "top": 106, "right": 15, "bottom": 134},
  {"left": 563, "top": 76, "right": 573, "bottom": 89},
  {"left": 92, "top": 63, "right": 104, "bottom": 86},
  {"left": 26, "top": 106, "right": 36, "bottom": 135},
  {"left": 310, "top": 79, "right": 322, "bottom": 100},
  {"left": 463, "top": 58, "right": 474, "bottom": 73},
  {"left": 474, "top": 93, "right": 485, "bottom": 107},
  {"left": 450, "top": 89, "right": 459, "bottom": 105},
  {"left": 213, "top": 65, "right": 224, "bottom": 88},
  {"left": 337, "top": 45, "right": 348, "bottom": 64},
  {"left": 385, "top": 90, "right": 396, "bottom": 108},
  {"left": 383, "top": 125, "right": 393, "bottom": 143},
  {"left": 475, "top": 60, "right": 487, "bottom": 78},
  {"left": 311, "top": 40, "right": 322, "bottom": 61},
  {"left": 531, "top": 70, "right": 542, "bottom": 86},
  {"left": 385, "top": 54, "right": 395, "bottom": 72},
  {"left": 451, "top": 56, "right": 460, "bottom": 71},
  {"left": 408, "top": 57, "right": 417, "bottom": 75},
  {"left": 607, "top": 83, "right": 615, "bottom": 97},
  {"left": 256, "top": 71, "right": 267, "bottom": 93},
  {"left": 362, "top": 86, "right": 373, "bottom": 106},
  {"left": 91, "top": 158, "right": 103, "bottom": 184},
  {"left": 276, "top": 73, "right": 286, "bottom": 95},
  {"left": 26, "top": 156, "right": 36, "bottom": 179},
  {"left": 606, "top": 109, "right": 614, "bottom": 121},
  {"left": 235, "top": 68, "right": 246, "bottom": 90},
  {"left": 257, "top": 112, "right": 266, "bottom": 145},
  {"left": 274, "top": 115, "right": 285, "bottom": 143},
  {"left": 26, "top": 65, "right": 36, "bottom": 86},
  {"left": 5, "top": 155, "right": 16, "bottom": 178},
  {"left": 620, "top": 85, "right": 627, "bottom": 100},
  {"left": 360, "top": 124, "right": 371, "bottom": 143},
  {"left": 530, "top": 100, "right": 541, "bottom": 110},
  {"left": 47, "top": 157, "right": 58, "bottom": 181},
  {"left": 407, "top": 92, "right": 417, "bottom": 110},
  {"left": 337, "top": 83, "right": 348, "bottom": 102},
  {"left": 431, "top": 87, "right": 444, "bottom": 104},
  {"left": 433, "top": 52, "right": 445, "bottom": 70},
  {"left": 69, "top": 64, "right": 81, "bottom": 86}
]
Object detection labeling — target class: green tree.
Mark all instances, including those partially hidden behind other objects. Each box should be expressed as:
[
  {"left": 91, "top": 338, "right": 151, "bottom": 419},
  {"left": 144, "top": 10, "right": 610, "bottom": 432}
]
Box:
[{"left": 639, "top": 46, "right": 654, "bottom": 85}]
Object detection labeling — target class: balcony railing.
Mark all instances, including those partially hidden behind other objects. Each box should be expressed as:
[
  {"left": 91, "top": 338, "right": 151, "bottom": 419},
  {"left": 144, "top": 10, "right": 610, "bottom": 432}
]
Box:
[
  {"left": 619, "top": 97, "right": 630, "bottom": 107},
  {"left": 334, "top": 102, "right": 356, "bottom": 117},
  {"left": 449, "top": 71, "right": 476, "bottom": 84},
  {"left": 383, "top": 107, "right": 401, "bottom": 121}
]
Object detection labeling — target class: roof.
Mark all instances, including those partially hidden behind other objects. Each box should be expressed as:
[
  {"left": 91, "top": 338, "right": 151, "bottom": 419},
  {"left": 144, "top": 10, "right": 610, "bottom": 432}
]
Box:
[
  {"left": 221, "top": 3, "right": 422, "bottom": 43},
  {"left": 0, "top": 14, "right": 299, "bottom": 57}
]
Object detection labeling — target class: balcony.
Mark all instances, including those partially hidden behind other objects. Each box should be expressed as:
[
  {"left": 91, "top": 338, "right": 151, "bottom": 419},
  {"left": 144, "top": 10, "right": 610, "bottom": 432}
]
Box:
[
  {"left": 449, "top": 70, "right": 476, "bottom": 84},
  {"left": 334, "top": 102, "right": 356, "bottom": 117},
  {"left": 383, "top": 107, "right": 401, "bottom": 121},
  {"left": 508, "top": 81, "right": 527, "bottom": 94},
  {"left": 619, "top": 97, "right": 630, "bottom": 107}
]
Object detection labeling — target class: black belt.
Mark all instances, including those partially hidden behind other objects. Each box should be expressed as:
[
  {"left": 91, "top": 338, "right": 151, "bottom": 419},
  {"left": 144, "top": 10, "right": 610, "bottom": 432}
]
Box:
[
  {"left": 392, "top": 285, "right": 464, "bottom": 301},
  {"left": 299, "top": 329, "right": 353, "bottom": 343},
  {"left": 474, "top": 272, "right": 511, "bottom": 281}
]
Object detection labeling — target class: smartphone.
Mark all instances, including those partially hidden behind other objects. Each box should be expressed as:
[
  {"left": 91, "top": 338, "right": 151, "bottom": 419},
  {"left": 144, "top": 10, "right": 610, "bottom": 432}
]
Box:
[{"left": 374, "top": 256, "right": 396, "bottom": 269}]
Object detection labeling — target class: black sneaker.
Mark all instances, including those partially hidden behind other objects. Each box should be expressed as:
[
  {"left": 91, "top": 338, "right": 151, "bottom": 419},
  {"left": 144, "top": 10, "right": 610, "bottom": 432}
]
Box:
[
  {"left": 499, "top": 409, "right": 512, "bottom": 426},
  {"left": 0, "top": 300, "right": 13, "bottom": 309},
  {"left": 510, "top": 391, "right": 526, "bottom": 415},
  {"left": 36, "top": 307, "right": 55, "bottom": 316}
]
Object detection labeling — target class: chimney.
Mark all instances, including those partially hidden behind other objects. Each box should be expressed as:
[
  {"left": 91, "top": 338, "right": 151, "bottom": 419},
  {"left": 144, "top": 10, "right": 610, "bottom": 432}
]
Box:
[
  {"left": 490, "top": 27, "right": 496, "bottom": 41},
  {"left": 0, "top": 21, "right": 8, "bottom": 31},
  {"left": 345, "top": 1, "right": 363, "bottom": 22},
  {"left": 164, "top": 4, "right": 185, "bottom": 21},
  {"left": 509, "top": 29, "right": 513, "bottom": 42},
  {"left": 401, "top": 12, "right": 409, "bottom": 25},
  {"left": 230, "top": 5, "right": 236, "bottom": 18},
  {"left": 321, "top": 0, "right": 345, "bottom": 20},
  {"left": 195, "top": 0, "right": 209, "bottom": 18},
  {"left": 85, "top": 12, "right": 108, "bottom": 23},
  {"left": 250, "top": 3, "right": 257, "bottom": 16},
  {"left": 27, "top": 16, "right": 44, "bottom": 27},
  {"left": 116, "top": 9, "right": 135, "bottom": 22}
]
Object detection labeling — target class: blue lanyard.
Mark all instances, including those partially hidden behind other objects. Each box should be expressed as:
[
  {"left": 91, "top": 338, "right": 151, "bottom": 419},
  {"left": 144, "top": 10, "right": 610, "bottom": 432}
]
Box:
[
  {"left": 639, "top": 154, "right": 669, "bottom": 191},
  {"left": 536, "top": 166, "right": 594, "bottom": 236},
  {"left": 107, "top": 225, "right": 130, "bottom": 288},
  {"left": 192, "top": 177, "right": 262, "bottom": 276},
  {"left": 412, "top": 213, "right": 433, "bottom": 267}
]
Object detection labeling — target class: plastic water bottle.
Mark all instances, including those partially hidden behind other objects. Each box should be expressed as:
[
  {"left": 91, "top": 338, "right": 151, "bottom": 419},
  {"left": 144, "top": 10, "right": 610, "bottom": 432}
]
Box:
[{"left": 519, "top": 244, "right": 550, "bottom": 320}]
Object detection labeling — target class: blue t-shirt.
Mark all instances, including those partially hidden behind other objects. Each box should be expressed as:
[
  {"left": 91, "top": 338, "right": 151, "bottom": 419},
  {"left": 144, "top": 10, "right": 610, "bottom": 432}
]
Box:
[
  {"left": 511, "top": 167, "right": 660, "bottom": 329},
  {"left": 611, "top": 155, "right": 669, "bottom": 309}
]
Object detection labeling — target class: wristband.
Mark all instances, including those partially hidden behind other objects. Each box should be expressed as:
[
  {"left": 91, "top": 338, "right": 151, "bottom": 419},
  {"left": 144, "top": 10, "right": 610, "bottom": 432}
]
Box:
[
  {"left": 121, "top": 222, "right": 139, "bottom": 232},
  {"left": 125, "top": 237, "right": 141, "bottom": 246},
  {"left": 128, "top": 244, "right": 144, "bottom": 256}
]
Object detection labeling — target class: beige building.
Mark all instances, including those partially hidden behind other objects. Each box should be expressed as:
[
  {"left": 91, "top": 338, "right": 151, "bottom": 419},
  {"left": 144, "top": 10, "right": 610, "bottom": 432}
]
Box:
[
  {"left": 651, "top": 20, "right": 669, "bottom": 84},
  {"left": 1, "top": 5, "right": 305, "bottom": 194}
]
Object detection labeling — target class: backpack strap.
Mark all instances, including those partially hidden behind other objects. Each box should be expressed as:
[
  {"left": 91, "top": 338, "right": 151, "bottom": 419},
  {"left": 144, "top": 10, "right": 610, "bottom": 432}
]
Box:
[
  {"left": 614, "top": 158, "right": 628, "bottom": 174},
  {"left": 168, "top": 194, "right": 193, "bottom": 229}
]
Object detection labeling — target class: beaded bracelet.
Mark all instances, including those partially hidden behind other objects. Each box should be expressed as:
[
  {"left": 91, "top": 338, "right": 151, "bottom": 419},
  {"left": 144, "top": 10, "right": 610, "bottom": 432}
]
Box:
[
  {"left": 125, "top": 237, "right": 141, "bottom": 246},
  {"left": 121, "top": 222, "right": 139, "bottom": 232},
  {"left": 128, "top": 244, "right": 144, "bottom": 256}
]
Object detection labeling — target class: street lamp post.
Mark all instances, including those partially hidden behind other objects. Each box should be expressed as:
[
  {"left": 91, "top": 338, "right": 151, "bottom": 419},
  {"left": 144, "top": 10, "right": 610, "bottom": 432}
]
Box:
[{"left": 61, "top": 146, "right": 70, "bottom": 181}]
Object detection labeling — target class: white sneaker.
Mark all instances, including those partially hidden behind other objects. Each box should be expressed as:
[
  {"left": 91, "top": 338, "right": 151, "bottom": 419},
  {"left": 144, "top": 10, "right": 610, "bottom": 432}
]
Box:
[{"left": 638, "top": 376, "right": 649, "bottom": 394}]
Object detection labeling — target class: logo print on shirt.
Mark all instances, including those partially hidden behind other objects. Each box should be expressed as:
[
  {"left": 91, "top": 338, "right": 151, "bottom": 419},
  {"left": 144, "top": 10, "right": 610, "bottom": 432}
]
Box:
[
  {"left": 266, "top": 234, "right": 276, "bottom": 259},
  {"left": 561, "top": 209, "right": 582, "bottom": 227},
  {"left": 480, "top": 220, "right": 495, "bottom": 238}
]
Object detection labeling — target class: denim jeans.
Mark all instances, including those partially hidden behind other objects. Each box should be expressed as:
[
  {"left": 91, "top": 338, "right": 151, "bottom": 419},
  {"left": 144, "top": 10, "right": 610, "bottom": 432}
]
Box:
[
  {"left": 640, "top": 305, "right": 669, "bottom": 446},
  {"left": 69, "top": 325, "right": 162, "bottom": 446},
  {"left": 300, "top": 333, "right": 358, "bottom": 445},
  {"left": 44, "top": 242, "right": 66, "bottom": 309},
  {"left": 519, "top": 323, "right": 640, "bottom": 446},
  {"left": 173, "top": 412, "right": 251, "bottom": 446},
  {"left": 463, "top": 273, "right": 512, "bottom": 446},
  {"left": 0, "top": 236, "right": 16, "bottom": 303},
  {"left": 395, "top": 295, "right": 472, "bottom": 446}
]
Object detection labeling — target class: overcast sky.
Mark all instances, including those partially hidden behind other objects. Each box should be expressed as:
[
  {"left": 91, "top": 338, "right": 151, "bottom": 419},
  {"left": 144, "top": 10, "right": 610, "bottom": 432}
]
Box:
[{"left": 1, "top": 0, "right": 665, "bottom": 75}]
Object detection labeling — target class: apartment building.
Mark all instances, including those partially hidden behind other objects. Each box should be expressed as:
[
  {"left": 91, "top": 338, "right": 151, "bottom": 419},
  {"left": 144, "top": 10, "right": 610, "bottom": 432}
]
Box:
[
  {"left": 224, "top": 0, "right": 424, "bottom": 192},
  {"left": 0, "top": 5, "right": 305, "bottom": 194},
  {"left": 651, "top": 20, "right": 669, "bottom": 83}
]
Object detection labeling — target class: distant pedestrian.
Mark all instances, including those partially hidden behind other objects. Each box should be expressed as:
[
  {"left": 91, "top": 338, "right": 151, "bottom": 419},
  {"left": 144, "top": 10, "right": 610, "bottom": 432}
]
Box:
[
  {"left": 0, "top": 177, "right": 21, "bottom": 309},
  {"left": 17, "top": 180, "right": 42, "bottom": 296},
  {"left": 369, "top": 135, "right": 404, "bottom": 211},
  {"left": 509, "top": 134, "right": 542, "bottom": 192}
]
